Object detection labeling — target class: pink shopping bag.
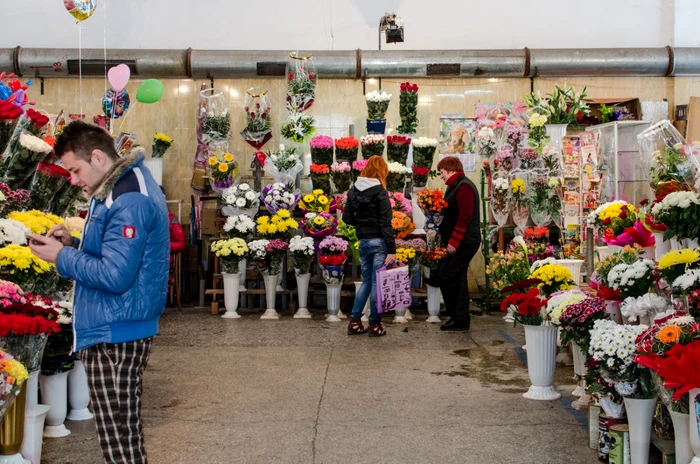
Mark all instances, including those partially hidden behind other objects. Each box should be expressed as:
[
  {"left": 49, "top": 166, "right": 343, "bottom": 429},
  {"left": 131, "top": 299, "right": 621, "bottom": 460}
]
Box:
[{"left": 375, "top": 263, "right": 412, "bottom": 314}]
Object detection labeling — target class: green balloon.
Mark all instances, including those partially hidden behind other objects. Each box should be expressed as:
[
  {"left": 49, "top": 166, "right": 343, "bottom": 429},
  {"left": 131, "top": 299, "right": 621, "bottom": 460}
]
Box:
[{"left": 135, "top": 79, "right": 164, "bottom": 104}]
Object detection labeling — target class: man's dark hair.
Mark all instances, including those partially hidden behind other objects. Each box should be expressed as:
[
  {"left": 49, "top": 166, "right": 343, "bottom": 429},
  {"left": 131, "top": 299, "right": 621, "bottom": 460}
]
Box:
[{"left": 54, "top": 121, "right": 119, "bottom": 161}]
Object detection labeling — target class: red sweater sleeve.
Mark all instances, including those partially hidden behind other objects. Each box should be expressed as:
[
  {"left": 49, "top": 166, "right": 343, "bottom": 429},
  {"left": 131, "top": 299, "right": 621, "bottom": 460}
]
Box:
[
  {"left": 170, "top": 222, "right": 186, "bottom": 254},
  {"left": 448, "top": 184, "right": 475, "bottom": 249}
]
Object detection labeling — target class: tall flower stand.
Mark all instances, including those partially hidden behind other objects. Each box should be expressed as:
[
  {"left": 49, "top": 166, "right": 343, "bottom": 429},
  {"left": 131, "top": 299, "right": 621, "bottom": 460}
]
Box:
[
  {"left": 669, "top": 410, "right": 693, "bottom": 464},
  {"left": 352, "top": 281, "right": 370, "bottom": 323},
  {"left": 19, "top": 403, "right": 50, "bottom": 464},
  {"left": 66, "top": 360, "right": 93, "bottom": 421},
  {"left": 40, "top": 371, "right": 71, "bottom": 438},
  {"left": 221, "top": 272, "right": 242, "bottom": 319},
  {"left": 238, "top": 260, "right": 248, "bottom": 292},
  {"left": 0, "top": 383, "right": 29, "bottom": 464},
  {"left": 260, "top": 273, "right": 280, "bottom": 320},
  {"left": 393, "top": 307, "right": 409, "bottom": 324},
  {"left": 570, "top": 342, "right": 591, "bottom": 410},
  {"left": 522, "top": 325, "right": 561, "bottom": 401},
  {"left": 293, "top": 273, "right": 312, "bottom": 319},
  {"left": 426, "top": 285, "right": 442, "bottom": 323},
  {"left": 325, "top": 284, "right": 342, "bottom": 322},
  {"left": 624, "top": 397, "right": 657, "bottom": 464},
  {"left": 689, "top": 388, "right": 700, "bottom": 464}
]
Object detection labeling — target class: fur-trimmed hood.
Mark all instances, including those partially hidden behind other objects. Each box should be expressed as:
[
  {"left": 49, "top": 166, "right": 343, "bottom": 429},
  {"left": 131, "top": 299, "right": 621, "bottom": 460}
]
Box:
[{"left": 93, "top": 147, "right": 146, "bottom": 201}]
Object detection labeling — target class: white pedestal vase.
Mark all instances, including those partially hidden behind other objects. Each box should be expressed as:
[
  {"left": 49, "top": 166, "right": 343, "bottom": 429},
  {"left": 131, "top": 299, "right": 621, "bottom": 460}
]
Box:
[
  {"left": 669, "top": 410, "right": 693, "bottom": 464},
  {"left": 556, "top": 259, "right": 584, "bottom": 285},
  {"left": 571, "top": 342, "right": 592, "bottom": 409},
  {"left": 66, "top": 361, "right": 93, "bottom": 421},
  {"left": 293, "top": 273, "right": 312, "bottom": 319},
  {"left": 606, "top": 300, "right": 623, "bottom": 324},
  {"left": 684, "top": 238, "right": 700, "bottom": 249},
  {"left": 624, "top": 397, "right": 657, "bottom": 464},
  {"left": 221, "top": 273, "right": 242, "bottom": 319},
  {"left": 352, "top": 281, "right": 370, "bottom": 323},
  {"left": 426, "top": 285, "right": 442, "bottom": 323},
  {"left": 25, "top": 372, "right": 39, "bottom": 408},
  {"left": 654, "top": 232, "right": 671, "bottom": 260},
  {"left": 690, "top": 388, "right": 700, "bottom": 464},
  {"left": 142, "top": 157, "right": 163, "bottom": 185},
  {"left": 260, "top": 273, "right": 280, "bottom": 320},
  {"left": 20, "top": 404, "right": 50, "bottom": 464},
  {"left": 325, "top": 283, "right": 342, "bottom": 322},
  {"left": 522, "top": 325, "right": 561, "bottom": 401},
  {"left": 40, "top": 371, "right": 71, "bottom": 438},
  {"left": 596, "top": 246, "right": 611, "bottom": 263},
  {"left": 238, "top": 260, "right": 247, "bottom": 292},
  {"left": 393, "top": 307, "right": 409, "bottom": 324}
]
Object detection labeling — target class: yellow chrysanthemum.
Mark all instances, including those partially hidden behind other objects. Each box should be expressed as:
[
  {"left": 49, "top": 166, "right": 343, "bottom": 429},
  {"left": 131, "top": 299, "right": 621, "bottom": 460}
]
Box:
[
  {"left": 267, "top": 224, "right": 278, "bottom": 234},
  {"left": 658, "top": 249, "right": 700, "bottom": 270},
  {"left": 511, "top": 179, "right": 526, "bottom": 194},
  {"left": 277, "top": 210, "right": 291, "bottom": 219},
  {"left": 285, "top": 219, "right": 297, "bottom": 229},
  {"left": 154, "top": 133, "right": 173, "bottom": 143},
  {"left": 257, "top": 216, "right": 269, "bottom": 224},
  {"left": 8, "top": 210, "right": 64, "bottom": 235},
  {"left": 208, "top": 156, "right": 218, "bottom": 166},
  {"left": 223, "top": 153, "right": 234, "bottom": 163}
]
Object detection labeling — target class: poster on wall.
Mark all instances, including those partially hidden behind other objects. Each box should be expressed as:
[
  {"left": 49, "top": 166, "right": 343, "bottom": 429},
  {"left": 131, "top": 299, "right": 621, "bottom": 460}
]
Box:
[{"left": 438, "top": 115, "right": 477, "bottom": 172}]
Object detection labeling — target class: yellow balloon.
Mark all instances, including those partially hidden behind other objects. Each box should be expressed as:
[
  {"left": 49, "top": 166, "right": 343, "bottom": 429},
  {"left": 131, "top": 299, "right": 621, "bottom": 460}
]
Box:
[{"left": 64, "top": 0, "right": 97, "bottom": 22}]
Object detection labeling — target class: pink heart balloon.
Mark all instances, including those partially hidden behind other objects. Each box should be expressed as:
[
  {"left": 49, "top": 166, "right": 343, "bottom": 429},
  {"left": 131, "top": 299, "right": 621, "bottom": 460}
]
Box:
[{"left": 107, "top": 64, "right": 130, "bottom": 92}]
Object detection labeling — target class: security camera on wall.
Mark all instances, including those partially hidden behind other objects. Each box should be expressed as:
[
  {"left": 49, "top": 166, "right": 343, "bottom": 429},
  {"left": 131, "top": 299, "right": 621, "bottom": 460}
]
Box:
[{"left": 379, "top": 13, "right": 404, "bottom": 44}]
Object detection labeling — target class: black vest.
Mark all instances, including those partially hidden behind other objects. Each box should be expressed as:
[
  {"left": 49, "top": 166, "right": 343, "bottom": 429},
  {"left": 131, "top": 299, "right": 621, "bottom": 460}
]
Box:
[{"left": 439, "top": 174, "right": 481, "bottom": 246}]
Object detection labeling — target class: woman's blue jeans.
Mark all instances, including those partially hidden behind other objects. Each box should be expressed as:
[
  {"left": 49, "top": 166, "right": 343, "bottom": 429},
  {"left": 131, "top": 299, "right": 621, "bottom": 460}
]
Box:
[{"left": 351, "top": 238, "right": 387, "bottom": 325}]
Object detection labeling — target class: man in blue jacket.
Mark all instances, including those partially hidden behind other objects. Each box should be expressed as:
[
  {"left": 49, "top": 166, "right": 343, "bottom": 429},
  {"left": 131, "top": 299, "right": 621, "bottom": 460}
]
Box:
[{"left": 29, "top": 121, "right": 169, "bottom": 464}]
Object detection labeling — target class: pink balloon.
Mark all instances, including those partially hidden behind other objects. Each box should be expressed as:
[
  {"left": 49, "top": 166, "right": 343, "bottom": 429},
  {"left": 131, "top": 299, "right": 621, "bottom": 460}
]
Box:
[{"left": 107, "top": 64, "right": 130, "bottom": 92}]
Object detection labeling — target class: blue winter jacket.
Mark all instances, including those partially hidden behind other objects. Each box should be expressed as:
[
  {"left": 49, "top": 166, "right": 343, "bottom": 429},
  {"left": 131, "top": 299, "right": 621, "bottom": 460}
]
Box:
[{"left": 56, "top": 150, "right": 170, "bottom": 351}]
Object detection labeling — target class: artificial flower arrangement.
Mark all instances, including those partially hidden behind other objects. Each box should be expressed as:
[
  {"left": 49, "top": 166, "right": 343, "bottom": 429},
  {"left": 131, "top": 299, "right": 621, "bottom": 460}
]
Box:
[
  {"left": 365, "top": 90, "right": 392, "bottom": 120},
  {"left": 386, "top": 162, "right": 408, "bottom": 192},
  {"left": 309, "top": 164, "right": 331, "bottom": 194},
  {"left": 391, "top": 211, "right": 415, "bottom": 239},
  {"left": 334, "top": 137, "right": 359, "bottom": 163},
  {"left": 280, "top": 97, "right": 315, "bottom": 143},
  {"left": 621, "top": 293, "right": 669, "bottom": 324},
  {"left": 412, "top": 137, "right": 437, "bottom": 169},
  {"left": 388, "top": 191, "right": 412, "bottom": 215},
  {"left": 222, "top": 214, "right": 256, "bottom": 241},
  {"left": 651, "top": 190, "right": 700, "bottom": 241},
  {"left": 396, "top": 82, "right": 419, "bottom": 135},
  {"left": 7, "top": 210, "right": 63, "bottom": 235},
  {"left": 221, "top": 183, "right": 260, "bottom": 217},
  {"left": 207, "top": 150, "right": 239, "bottom": 191},
  {"left": 300, "top": 211, "right": 337, "bottom": 241},
  {"left": 309, "top": 135, "right": 334, "bottom": 165},
  {"left": 476, "top": 126, "right": 496, "bottom": 160},
  {"left": 0, "top": 348, "right": 29, "bottom": 419},
  {"left": 2, "top": 132, "right": 53, "bottom": 190},
  {"left": 485, "top": 250, "right": 531, "bottom": 294},
  {"left": 152, "top": 133, "right": 173, "bottom": 158},
  {"left": 525, "top": 85, "right": 590, "bottom": 125},
  {"left": 211, "top": 238, "right": 248, "bottom": 273},
  {"left": 0, "top": 182, "right": 30, "bottom": 217},
  {"left": 298, "top": 189, "right": 331, "bottom": 213},
  {"left": 331, "top": 161, "right": 352, "bottom": 192},
  {"left": 526, "top": 112, "right": 549, "bottom": 152},
  {"left": 528, "top": 262, "right": 575, "bottom": 297},
  {"left": 360, "top": 134, "right": 384, "bottom": 159},
  {"left": 247, "top": 239, "right": 288, "bottom": 275},
  {"left": 256, "top": 209, "right": 298, "bottom": 241},
  {"left": 318, "top": 236, "right": 348, "bottom": 284},
  {"left": 261, "top": 182, "right": 299, "bottom": 214},
  {"left": 263, "top": 145, "right": 303, "bottom": 185},
  {"left": 352, "top": 159, "right": 368, "bottom": 178},
  {"left": 27, "top": 162, "right": 71, "bottom": 212},
  {"left": 500, "top": 286, "right": 548, "bottom": 326},
  {"left": 0, "top": 219, "right": 30, "bottom": 247},
  {"left": 386, "top": 135, "right": 411, "bottom": 164},
  {"left": 289, "top": 236, "right": 315, "bottom": 274},
  {"left": 657, "top": 248, "right": 700, "bottom": 286}
]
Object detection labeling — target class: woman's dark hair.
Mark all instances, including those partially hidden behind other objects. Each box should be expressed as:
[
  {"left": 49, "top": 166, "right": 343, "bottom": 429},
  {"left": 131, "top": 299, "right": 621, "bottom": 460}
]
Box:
[
  {"left": 436, "top": 156, "right": 464, "bottom": 173},
  {"left": 54, "top": 121, "right": 119, "bottom": 161}
]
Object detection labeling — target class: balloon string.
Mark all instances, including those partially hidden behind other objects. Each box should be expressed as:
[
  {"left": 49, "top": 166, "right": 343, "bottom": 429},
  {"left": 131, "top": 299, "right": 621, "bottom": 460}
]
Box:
[
  {"left": 118, "top": 100, "right": 136, "bottom": 134},
  {"left": 78, "top": 23, "right": 83, "bottom": 117},
  {"left": 103, "top": 0, "right": 107, "bottom": 94}
]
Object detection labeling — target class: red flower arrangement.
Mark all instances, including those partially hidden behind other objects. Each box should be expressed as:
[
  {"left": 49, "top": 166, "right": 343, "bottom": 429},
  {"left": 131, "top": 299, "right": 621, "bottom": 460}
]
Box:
[
  {"left": 399, "top": 82, "right": 419, "bottom": 93},
  {"left": 310, "top": 163, "right": 329, "bottom": 175},
  {"left": 0, "top": 100, "right": 23, "bottom": 121},
  {"left": 26, "top": 109, "right": 49, "bottom": 129},
  {"left": 412, "top": 167, "right": 429, "bottom": 176},
  {"left": 500, "top": 287, "right": 547, "bottom": 325},
  {"left": 335, "top": 137, "right": 359, "bottom": 150},
  {"left": 335, "top": 137, "right": 359, "bottom": 163},
  {"left": 320, "top": 254, "right": 347, "bottom": 266},
  {"left": 636, "top": 339, "right": 700, "bottom": 401},
  {"left": 386, "top": 135, "right": 411, "bottom": 146},
  {"left": 643, "top": 213, "right": 667, "bottom": 233},
  {"left": 501, "top": 278, "right": 543, "bottom": 295},
  {"left": 524, "top": 226, "right": 549, "bottom": 240},
  {"left": 0, "top": 299, "right": 59, "bottom": 321},
  {"left": 0, "top": 313, "right": 60, "bottom": 336}
]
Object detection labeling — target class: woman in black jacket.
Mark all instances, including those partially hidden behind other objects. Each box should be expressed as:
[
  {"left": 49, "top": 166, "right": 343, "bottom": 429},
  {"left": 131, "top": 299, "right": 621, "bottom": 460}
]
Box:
[{"left": 342, "top": 156, "right": 396, "bottom": 337}]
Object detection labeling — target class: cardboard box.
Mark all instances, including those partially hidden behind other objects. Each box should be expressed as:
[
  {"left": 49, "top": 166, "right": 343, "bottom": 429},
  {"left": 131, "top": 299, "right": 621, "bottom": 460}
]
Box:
[
  {"left": 686, "top": 97, "right": 700, "bottom": 142},
  {"left": 201, "top": 206, "right": 219, "bottom": 236},
  {"left": 583, "top": 98, "right": 641, "bottom": 125}
]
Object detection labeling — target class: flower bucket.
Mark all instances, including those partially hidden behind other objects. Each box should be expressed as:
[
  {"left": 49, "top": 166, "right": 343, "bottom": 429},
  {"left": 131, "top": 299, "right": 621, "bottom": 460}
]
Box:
[
  {"left": 293, "top": 273, "right": 312, "bottom": 319},
  {"left": 221, "top": 273, "right": 241, "bottom": 319},
  {"left": 522, "top": 325, "right": 560, "bottom": 401}
]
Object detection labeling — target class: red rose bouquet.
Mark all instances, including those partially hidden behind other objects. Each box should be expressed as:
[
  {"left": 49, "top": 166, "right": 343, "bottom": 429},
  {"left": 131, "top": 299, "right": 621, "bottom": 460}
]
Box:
[
  {"left": 0, "top": 100, "right": 23, "bottom": 155},
  {"left": 334, "top": 137, "right": 359, "bottom": 163},
  {"left": 27, "top": 162, "right": 71, "bottom": 212},
  {"left": 412, "top": 166, "right": 430, "bottom": 188},
  {"left": 386, "top": 135, "right": 411, "bottom": 164},
  {"left": 396, "top": 82, "right": 419, "bottom": 135}
]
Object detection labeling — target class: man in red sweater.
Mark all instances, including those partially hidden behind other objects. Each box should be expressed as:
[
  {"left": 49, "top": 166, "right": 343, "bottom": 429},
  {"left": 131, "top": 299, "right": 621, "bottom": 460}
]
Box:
[{"left": 435, "top": 157, "right": 482, "bottom": 331}]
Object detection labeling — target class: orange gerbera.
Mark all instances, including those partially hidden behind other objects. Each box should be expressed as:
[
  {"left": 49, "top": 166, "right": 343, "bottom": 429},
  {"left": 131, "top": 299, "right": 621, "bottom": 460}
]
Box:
[{"left": 656, "top": 325, "right": 682, "bottom": 344}]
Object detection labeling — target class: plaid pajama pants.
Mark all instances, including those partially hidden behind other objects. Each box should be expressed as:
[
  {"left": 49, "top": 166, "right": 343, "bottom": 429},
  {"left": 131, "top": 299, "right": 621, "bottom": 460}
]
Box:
[{"left": 81, "top": 337, "right": 153, "bottom": 464}]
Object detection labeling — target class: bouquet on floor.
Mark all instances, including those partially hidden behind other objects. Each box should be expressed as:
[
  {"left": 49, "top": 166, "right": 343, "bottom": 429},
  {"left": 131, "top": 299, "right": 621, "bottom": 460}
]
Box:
[
  {"left": 555, "top": 296, "right": 607, "bottom": 352},
  {"left": 386, "top": 162, "right": 408, "bottom": 192},
  {"left": 386, "top": 135, "right": 411, "bottom": 164},
  {"left": 298, "top": 189, "right": 331, "bottom": 213},
  {"left": 500, "top": 286, "right": 548, "bottom": 326},
  {"left": 396, "top": 82, "right": 418, "bottom": 135},
  {"left": 0, "top": 182, "right": 30, "bottom": 217},
  {"left": 388, "top": 191, "right": 412, "bottom": 215},
  {"left": 365, "top": 90, "right": 392, "bottom": 121},
  {"left": 331, "top": 161, "right": 352, "bottom": 193},
  {"left": 309, "top": 164, "right": 331, "bottom": 194},
  {"left": 221, "top": 183, "right": 260, "bottom": 218},
  {"left": 222, "top": 214, "right": 256, "bottom": 241},
  {"left": 335, "top": 137, "right": 359, "bottom": 163},
  {"left": 26, "top": 162, "right": 71, "bottom": 212},
  {"left": 319, "top": 236, "right": 348, "bottom": 284},
  {"left": 300, "top": 211, "right": 337, "bottom": 241},
  {"left": 211, "top": 238, "right": 249, "bottom": 273},
  {"left": 391, "top": 211, "right": 415, "bottom": 239},
  {"left": 263, "top": 145, "right": 303, "bottom": 185},
  {"left": 651, "top": 191, "right": 700, "bottom": 242},
  {"left": 528, "top": 263, "right": 574, "bottom": 297},
  {"left": 0, "top": 348, "right": 29, "bottom": 420},
  {"left": 248, "top": 239, "right": 288, "bottom": 275},
  {"left": 0, "top": 219, "right": 30, "bottom": 247},
  {"left": 261, "top": 183, "right": 300, "bottom": 214},
  {"left": 256, "top": 209, "right": 298, "bottom": 241},
  {"left": 361, "top": 134, "right": 384, "bottom": 159},
  {"left": 309, "top": 136, "right": 334, "bottom": 165},
  {"left": 289, "top": 236, "right": 315, "bottom": 275},
  {"left": 152, "top": 133, "right": 174, "bottom": 158},
  {"left": 2, "top": 132, "right": 53, "bottom": 189}
]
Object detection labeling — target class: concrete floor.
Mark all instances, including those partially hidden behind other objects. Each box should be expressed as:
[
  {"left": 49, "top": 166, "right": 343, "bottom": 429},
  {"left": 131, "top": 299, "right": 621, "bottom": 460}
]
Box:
[{"left": 42, "top": 307, "right": 603, "bottom": 464}]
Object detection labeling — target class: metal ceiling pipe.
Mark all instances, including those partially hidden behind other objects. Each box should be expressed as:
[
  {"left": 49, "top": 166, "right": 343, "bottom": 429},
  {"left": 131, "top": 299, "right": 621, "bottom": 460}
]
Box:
[
  {"left": 2, "top": 46, "right": 700, "bottom": 79},
  {"left": 529, "top": 48, "right": 673, "bottom": 77}
]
